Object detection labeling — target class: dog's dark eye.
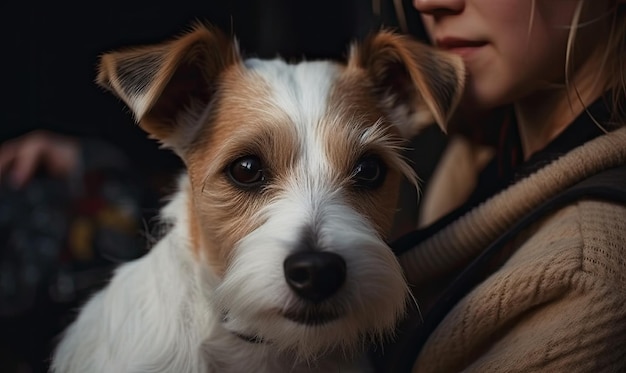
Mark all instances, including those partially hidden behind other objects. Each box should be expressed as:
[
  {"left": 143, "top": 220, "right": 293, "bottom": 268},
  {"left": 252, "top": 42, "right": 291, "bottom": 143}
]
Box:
[
  {"left": 227, "top": 156, "right": 265, "bottom": 187},
  {"left": 353, "top": 155, "right": 387, "bottom": 189}
]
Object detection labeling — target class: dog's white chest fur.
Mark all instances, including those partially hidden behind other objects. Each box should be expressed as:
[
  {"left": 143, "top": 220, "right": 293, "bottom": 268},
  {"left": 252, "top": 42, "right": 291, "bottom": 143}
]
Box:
[{"left": 51, "top": 24, "right": 464, "bottom": 373}]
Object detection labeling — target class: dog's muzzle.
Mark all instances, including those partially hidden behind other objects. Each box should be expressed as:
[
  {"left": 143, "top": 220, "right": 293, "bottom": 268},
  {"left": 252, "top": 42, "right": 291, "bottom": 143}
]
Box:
[
  {"left": 280, "top": 250, "right": 347, "bottom": 325},
  {"left": 283, "top": 251, "right": 346, "bottom": 303}
]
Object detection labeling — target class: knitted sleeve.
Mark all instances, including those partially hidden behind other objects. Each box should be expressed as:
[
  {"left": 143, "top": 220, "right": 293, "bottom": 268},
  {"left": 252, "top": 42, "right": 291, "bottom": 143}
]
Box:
[{"left": 413, "top": 201, "right": 626, "bottom": 372}]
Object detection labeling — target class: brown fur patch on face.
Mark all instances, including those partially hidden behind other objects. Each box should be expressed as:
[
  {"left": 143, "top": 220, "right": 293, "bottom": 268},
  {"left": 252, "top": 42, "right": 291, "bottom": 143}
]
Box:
[
  {"left": 182, "top": 57, "right": 419, "bottom": 274},
  {"left": 183, "top": 64, "right": 299, "bottom": 275},
  {"left": 320, "top": 66, "right": 418, "bottom": 237}
]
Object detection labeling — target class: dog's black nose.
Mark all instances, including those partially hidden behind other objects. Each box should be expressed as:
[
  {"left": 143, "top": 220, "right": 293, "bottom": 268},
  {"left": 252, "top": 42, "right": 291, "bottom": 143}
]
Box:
[{"left": 283, "top": 251, "right": 346, "bottom": 303}]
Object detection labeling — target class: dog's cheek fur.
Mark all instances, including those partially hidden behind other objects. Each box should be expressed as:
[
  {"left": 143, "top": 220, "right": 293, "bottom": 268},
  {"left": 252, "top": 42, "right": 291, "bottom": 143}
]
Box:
[
  {"left": 346, "top": 170, "right": 403, "bottom": 235},
  {"left": 185, "top": 177, "right": 266, "bottom": 276},
  {"left": 321, "top": 69, "right": 412, "bottom": 236},
  {"left": 183, "top": 66, "right": 298, "bottom": 276}
]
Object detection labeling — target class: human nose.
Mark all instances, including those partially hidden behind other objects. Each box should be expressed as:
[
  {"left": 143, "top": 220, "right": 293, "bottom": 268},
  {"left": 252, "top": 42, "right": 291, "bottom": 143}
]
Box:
[{"left": 412, "top": 0, "right": 465, "bottom": 15}]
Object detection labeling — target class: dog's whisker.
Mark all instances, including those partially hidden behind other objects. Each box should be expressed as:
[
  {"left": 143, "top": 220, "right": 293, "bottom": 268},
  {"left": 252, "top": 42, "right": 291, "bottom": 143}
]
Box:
[{"left": 407, "top": 287, "right": 424, "bottom": 324}]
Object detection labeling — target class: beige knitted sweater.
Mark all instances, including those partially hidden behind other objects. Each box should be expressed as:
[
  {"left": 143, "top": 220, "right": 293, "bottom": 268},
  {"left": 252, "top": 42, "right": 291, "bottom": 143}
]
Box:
[{"left": 400, "top": 126, "right": 626, "bottom": 372}]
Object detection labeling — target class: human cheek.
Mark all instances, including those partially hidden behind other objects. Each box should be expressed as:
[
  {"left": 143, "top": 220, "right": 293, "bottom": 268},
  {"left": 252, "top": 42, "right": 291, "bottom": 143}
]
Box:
[
  {"left": 458, "top": 42, "right": 524, "bottom": 109},
  {"left": 471, "top": 40, "right": 567, "bottom": 110},
  {"left": 462, "top": 62, "right": 510, "bottom": 109}
]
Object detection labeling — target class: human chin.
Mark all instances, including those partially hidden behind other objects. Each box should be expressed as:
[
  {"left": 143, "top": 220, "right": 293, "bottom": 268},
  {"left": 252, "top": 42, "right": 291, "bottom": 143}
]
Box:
[{"left": 459, "top": 72, "right": 511, "bottom": 111}]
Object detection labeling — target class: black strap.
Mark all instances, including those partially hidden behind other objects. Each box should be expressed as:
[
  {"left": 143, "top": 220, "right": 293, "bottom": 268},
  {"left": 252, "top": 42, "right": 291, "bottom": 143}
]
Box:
[{"left": 375, "top": 165, "right": 626, "bottom": 372}]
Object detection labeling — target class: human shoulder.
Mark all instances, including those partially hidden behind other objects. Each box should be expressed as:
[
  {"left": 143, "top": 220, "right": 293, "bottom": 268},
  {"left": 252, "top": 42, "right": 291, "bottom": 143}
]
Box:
[
  {"left": 573, "top": 199, "right": 626, "bottom": 288},
  {"left": 507, "top": 198, "right": 626, "bottom": 292},
  {"left": 413, "top": 199, "right": 626, "bottom": 372}
]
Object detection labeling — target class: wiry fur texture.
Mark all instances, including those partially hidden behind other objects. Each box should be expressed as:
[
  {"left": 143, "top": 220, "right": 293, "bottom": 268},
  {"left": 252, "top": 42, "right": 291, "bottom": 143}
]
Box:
[{"left": 52, "top": 25, "right": 464, "bottom": 373}]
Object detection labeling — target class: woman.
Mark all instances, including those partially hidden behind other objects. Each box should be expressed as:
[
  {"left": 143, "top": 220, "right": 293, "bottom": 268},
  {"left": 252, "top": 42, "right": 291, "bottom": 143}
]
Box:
[{"left": 388, "top": 0, "right": 626, "bottom": 372}]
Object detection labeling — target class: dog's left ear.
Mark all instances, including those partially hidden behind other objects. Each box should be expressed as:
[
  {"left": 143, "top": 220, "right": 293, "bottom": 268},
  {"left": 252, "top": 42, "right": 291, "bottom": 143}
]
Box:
[
  {"left": 349, "top": 30, "right": 465, "bottom": 138},
  {"left": 97, "top": 24, "right": 240, "bottom": 150}
]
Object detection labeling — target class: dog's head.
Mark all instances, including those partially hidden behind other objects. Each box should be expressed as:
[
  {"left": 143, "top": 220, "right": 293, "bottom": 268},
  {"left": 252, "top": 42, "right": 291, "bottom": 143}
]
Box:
[{"left": 97, "top": 24, "right": 464, "bottom": 360}]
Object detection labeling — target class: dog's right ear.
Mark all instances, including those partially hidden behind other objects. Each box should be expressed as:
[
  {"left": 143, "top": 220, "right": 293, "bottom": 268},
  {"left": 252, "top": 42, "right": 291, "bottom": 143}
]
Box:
[
  {"left": 349, "top": 30, "right": 465, "bottom": 138},
  {"left": 97, "top": 24, "right": 240, "bottom": 149}
]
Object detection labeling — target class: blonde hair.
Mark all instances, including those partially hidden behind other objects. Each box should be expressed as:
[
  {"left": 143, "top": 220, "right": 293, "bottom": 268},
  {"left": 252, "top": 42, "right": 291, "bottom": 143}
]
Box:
[
  {"left": 556, "top": 0, "right": 625, "bottom": 128},
  {"left": 605, "top": 3, "right": 626, "bottom": 126}
]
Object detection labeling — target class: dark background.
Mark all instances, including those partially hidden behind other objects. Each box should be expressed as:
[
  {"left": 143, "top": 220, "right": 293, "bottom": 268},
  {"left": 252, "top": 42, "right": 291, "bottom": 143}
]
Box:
[
  {"left": 0, "top": 1, "right": 440, "bottom": 372},
  {"left": 0, "top": 0, "right": 428, "bottom": 167}
]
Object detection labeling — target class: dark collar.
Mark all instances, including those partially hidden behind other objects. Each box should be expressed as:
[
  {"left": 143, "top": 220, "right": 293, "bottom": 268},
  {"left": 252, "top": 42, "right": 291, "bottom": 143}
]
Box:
[
  {"left": 222, "top": 313, "right": 268, "bottom": 344},
  {"left": 233, "top": 331, "right": 267, "bottom": 344},
  {"left": 467, "top": 93, "right": 610, "bottom": 207}
]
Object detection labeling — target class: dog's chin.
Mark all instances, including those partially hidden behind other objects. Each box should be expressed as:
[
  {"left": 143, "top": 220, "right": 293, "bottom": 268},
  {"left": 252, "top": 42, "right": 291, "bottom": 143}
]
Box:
[
  {"left": 282, "top": 306, "right": 342, "bottom": 326},
  {"left": 223, "top": 303, "right": 394, "bottom": 362},
  {"left": 226, "top": 309, "right": 343, "bottom": 348},
  {"left": 223, "top": 305, "right": 343, "bottom": 338}
]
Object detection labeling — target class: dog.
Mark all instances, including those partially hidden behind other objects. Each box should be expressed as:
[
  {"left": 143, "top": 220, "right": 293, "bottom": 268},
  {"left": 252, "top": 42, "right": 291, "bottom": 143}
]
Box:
[{"left": 51, "top": 24, "right": 464, "bottom": 373}]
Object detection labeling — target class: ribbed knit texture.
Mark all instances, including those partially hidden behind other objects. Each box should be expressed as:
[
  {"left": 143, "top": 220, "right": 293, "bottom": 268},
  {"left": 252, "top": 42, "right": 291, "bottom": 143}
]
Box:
[
  {"left": 401, "top": 126, "right": 626, "bottom": 286},
  {"left": 403, "top": 127, "right": 626, "bottom": 372}
]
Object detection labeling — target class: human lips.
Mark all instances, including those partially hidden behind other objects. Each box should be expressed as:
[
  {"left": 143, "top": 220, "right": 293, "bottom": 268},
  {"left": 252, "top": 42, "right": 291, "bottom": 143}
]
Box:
[{"left": 436, "top": 37, "right": 488, "bottom": 57}]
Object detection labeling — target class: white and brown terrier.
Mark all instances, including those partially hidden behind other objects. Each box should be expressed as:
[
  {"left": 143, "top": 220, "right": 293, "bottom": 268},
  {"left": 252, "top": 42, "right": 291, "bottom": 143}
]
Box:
[{"left": 51, "top": 24, "right": 464, "bottom": 372}]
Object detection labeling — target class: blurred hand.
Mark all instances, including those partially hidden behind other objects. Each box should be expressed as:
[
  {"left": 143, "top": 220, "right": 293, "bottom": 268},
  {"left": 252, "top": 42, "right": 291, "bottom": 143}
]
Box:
[{"left": 0, "top": 130, "right": 80, "bottom": 188}]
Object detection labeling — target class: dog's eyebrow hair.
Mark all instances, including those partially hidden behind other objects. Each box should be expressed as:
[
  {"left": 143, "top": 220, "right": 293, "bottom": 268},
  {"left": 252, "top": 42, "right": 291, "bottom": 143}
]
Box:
[
  {"left": 198, "top": 122, "right": 299, "bottom": 193},
  {"left": 345, "top": 117, "right": 418, "bottom": 187},
  {"left": 351, "top": 118, "right": 407, "bottom": 157},
  {"left": 358, "top": 118, "right": 392, "bottom": 145},
  {"left": 201, "top": 171, "right": 211, "bottom": 194}
]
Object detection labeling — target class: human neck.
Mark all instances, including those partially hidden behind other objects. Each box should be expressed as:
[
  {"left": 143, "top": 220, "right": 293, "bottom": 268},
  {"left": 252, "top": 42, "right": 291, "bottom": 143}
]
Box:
[{"left": 514, "top": 56, "right": 607, "bottom": 160}]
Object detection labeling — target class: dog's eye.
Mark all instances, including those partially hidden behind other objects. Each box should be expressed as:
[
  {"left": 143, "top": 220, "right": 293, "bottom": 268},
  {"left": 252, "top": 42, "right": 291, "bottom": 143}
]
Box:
[
  {"left": 227, "top": 156, "right": 265, "bottom": 187},
  {"left": 352, "top": 155, "right": 387, "bottom": 189}
]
